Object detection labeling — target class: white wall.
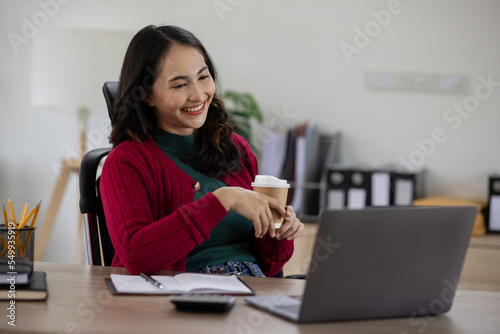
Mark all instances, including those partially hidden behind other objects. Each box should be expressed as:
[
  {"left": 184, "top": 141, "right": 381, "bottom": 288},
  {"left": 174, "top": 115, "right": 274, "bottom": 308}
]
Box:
[{"left": 1, "top": 0, "right": 499, "bottom": 264}]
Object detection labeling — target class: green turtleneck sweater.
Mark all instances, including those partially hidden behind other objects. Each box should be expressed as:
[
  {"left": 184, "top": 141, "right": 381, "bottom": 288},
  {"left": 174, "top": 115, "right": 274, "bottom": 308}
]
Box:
[{"left": 153, "top": 127, "right": 257, "bottom": 271}]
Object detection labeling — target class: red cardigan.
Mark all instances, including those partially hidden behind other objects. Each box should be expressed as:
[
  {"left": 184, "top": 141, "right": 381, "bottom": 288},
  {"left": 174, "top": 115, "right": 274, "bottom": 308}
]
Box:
[{"left": 100, "top": 133, "right": 294, "bottom": 276}]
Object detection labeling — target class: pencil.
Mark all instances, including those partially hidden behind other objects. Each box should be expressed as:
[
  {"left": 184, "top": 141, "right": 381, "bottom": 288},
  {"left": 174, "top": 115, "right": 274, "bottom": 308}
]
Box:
[
  {"left": 30, "top": 202, "right": 41, "bottom": 229},
  {"left": 18, "top": 205, "right": 36, "bottom": 230},
  {"left": 7, "top": 197, "right": 16, "bottom": 228},
  {"left": 14, "top": 202, "right": 29, "bottom": 257},
  {"left": 22, "top": 202, "right": 41, "bottom": 254},
  {"left": 2, "top": 205, "right": 8, "bottom": 228},
  {"left": 0, "top": 206, "right": 8, "bottom": 255},
  {"left": 18, "top": 202, "right": 28, "bottom": 229},
  {"left": 0, "top": 209, "right": 6, "bottom": 248}
]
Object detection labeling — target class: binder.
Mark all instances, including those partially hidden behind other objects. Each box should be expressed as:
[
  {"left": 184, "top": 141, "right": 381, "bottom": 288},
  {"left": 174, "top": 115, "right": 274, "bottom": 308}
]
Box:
[
  {"left": 323, "top": 166, "right": 373, "bottom": 210},
  {"left": 280, "top": 127, "right": 297, "bottom": 205},
  {"left": 488, "top": 175, "right": 500, "bottom": 232},
  {"left": 311, "top": 131, "right": 341, "bottom": 218},
  {"left": 321, "top": 165, "right": 424, "bottom": 212},
  {"left": 389, "top": 170, "right": 426, "bottom": 205},
  {"left": 291, "top": 123, "right": 308, "bottom": 214},
  {"left": 303, "top": 125, "right": 321, "bottom": 182},
  {"left": 324, "top": 167, "right": 349, "bottom": 210},
  {"left": 301, "top": 125, "right": 322, "bottom": 217},
  {"left": 346, "top": 169, "right": 371, "bottom": 209},
  {"left": 259, "top": 130, "right": 288, "bottom": 178},
  {"left": 371, "top": 171, "right": 391, "bottom": 206}
]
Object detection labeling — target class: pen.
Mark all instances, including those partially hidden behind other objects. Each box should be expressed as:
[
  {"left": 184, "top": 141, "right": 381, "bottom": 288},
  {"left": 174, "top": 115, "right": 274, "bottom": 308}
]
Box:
[{"left": 140, "top": 273, "right": 165, "bottom": 290}]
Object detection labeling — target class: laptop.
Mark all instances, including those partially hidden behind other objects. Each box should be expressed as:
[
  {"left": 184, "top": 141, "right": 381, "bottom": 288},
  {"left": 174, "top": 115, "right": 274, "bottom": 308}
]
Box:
[{"left": 245, "top": 206, "right": 477, "bottom": 322}]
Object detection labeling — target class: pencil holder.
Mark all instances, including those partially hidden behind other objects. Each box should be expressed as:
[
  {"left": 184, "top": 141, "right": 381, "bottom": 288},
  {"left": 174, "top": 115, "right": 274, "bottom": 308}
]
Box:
[{"left": 0, "top": 227, "right": 36, "bottom": 275}]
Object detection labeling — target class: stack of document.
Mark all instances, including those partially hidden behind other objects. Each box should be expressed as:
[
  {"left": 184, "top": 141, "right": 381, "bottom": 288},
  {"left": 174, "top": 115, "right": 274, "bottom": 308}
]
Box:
[{"left": 259, "top": 124, "right": 341, "bottom": 219}]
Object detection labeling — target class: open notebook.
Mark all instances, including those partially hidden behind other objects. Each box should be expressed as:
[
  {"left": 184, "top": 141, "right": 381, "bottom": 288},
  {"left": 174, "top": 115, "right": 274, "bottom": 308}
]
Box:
[{"left": 107, "top": 273, "right": 254, "bottom": 295}]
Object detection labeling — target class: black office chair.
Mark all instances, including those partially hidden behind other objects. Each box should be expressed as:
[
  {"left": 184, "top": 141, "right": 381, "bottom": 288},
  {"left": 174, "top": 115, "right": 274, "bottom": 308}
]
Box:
[{"left": 78, "top": 82, "right": 117, "bottom": 266}]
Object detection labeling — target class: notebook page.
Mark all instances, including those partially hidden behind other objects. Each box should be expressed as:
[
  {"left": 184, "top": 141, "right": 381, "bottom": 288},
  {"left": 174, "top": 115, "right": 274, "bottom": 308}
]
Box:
[
  {"left": 174, "top": 273, "right": 252, "bottom": 294},
  {"left": 110, "top": 274, "right": 183, "bottom": 294}
]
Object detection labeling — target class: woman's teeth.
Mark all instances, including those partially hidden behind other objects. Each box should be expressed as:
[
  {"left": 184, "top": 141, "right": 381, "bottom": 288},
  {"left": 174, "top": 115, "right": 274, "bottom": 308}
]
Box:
[{"left": 183, "top": 103, "right": 204, "bottom": 112}]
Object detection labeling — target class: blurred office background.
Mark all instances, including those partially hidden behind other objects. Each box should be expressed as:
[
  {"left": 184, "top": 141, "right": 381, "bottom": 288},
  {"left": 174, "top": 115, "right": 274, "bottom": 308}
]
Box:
[{"left": 0, "top": 0, "right": 499, "bottom": 264}]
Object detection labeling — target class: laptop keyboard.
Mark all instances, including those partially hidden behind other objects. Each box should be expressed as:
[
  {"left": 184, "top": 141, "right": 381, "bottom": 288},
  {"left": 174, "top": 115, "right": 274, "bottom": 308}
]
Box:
[
  {"left": 276, "top": 304, "right": 301, "bottom": 314},
  {"left": 245, "top": 295, "right": 302, "bottom": 313}
]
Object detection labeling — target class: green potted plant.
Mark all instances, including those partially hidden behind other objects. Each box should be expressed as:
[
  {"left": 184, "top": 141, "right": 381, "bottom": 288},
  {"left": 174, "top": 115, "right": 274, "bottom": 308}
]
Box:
[{"left": 222, "top": 90, "right": 264, "bottom": 150}]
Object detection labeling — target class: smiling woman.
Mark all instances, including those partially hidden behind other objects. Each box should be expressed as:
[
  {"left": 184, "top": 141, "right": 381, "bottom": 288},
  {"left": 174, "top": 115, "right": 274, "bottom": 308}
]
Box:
[
  {"left": 109, "top": 26, "right": 238, "bottom": 178},
  {"left": 146, "top": 45, "right": 215, "bottom": 136},
  {"left": 100, "top": 25, "right": 304, "bottom": 277}
]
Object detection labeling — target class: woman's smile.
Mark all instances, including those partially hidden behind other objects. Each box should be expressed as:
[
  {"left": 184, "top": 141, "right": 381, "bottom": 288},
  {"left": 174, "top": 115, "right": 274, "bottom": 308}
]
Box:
[{"left": 181, "top": 101, "right": 206, "bottom": 114}]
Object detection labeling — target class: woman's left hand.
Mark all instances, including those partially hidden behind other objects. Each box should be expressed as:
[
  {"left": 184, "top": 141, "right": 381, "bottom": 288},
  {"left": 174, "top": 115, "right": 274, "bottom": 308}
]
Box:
[{"left": 275, "top": 205, "right": 304, "bottom": 240}]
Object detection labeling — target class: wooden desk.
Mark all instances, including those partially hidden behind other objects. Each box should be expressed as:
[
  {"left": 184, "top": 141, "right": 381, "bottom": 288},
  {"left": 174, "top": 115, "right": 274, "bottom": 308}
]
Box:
[{"left": 1, "top": 262, "right": 499, "bottom": 334}]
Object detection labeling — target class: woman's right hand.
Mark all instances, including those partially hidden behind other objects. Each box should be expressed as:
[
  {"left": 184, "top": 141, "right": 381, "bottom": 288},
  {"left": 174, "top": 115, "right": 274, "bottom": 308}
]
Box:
[{"left": 213, "top": 187, "right": 286, "bottom": 238}]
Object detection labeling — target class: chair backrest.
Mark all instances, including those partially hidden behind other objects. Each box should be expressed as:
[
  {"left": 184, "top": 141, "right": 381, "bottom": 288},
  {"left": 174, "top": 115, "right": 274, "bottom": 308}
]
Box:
[
  {"left": 78, "top": 81, "right": 119, "bottom": 266},
  {"left": 102, "top": 81, "right": 118, "bottom": 120},
  {"left": 79, "top": 148, "right": 113, "bottom": 265}
]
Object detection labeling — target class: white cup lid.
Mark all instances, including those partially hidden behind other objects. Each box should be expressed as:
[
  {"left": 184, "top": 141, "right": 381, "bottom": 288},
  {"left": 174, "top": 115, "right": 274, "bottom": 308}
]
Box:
[{"left": 251, "top": 175, "right": 290, "bottom": 188}]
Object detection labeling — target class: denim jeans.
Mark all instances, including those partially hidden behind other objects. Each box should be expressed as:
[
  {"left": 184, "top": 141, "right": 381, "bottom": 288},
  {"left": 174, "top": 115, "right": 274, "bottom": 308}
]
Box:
[{"left": 197, "top": 261, "right": 266, "bottom": 277}]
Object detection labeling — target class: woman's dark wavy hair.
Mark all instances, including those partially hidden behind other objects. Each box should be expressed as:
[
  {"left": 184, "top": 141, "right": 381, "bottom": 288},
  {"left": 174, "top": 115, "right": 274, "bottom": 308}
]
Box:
[{"left": 109, "top": 25, "right": 240, "bottom": 177}]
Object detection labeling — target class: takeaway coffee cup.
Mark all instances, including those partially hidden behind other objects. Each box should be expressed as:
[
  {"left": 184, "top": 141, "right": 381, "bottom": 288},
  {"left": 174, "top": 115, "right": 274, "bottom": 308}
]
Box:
[{"left": 251, "top": 175, "right": 290, "bottom": 229}]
